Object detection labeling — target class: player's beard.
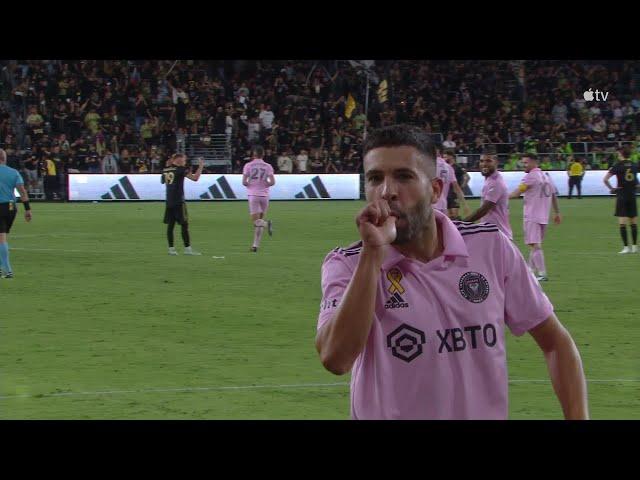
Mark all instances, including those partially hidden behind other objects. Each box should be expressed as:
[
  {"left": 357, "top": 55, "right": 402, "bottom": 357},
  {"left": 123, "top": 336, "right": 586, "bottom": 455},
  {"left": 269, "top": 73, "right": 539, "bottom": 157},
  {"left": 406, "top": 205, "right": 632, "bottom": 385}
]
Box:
[{"left": 391, "top": 197, "right": 433, "bottom": 245}]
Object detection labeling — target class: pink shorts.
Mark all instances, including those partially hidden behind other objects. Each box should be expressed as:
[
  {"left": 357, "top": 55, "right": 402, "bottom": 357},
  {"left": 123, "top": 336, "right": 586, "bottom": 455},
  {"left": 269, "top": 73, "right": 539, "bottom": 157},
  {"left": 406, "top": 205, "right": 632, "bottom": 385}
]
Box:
[
  {"left": 523, "top": 221, "right": 546, "bottom": 245},
  {"left": 248, "top": 196, "right": 269, "bottom": 215}
]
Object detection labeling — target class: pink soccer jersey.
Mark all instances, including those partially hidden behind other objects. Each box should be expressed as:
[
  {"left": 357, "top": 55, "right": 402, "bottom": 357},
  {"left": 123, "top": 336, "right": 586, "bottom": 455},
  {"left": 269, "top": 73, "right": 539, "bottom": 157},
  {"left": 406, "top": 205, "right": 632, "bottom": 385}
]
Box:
[
  {"left": 317, "top": 210, "right": 553, "bottom": 420},
  {"left": 433, "top": 157, "right": 456, "bottom": 213},
  {"left": 243, "top": 159, "right": 274, "bottom": 197},
  {"left": 481, "top": 171, "right": 513, "bottom": 240},
  {"left": 521, "top": 167, "right": 553, "bottom": 224}
]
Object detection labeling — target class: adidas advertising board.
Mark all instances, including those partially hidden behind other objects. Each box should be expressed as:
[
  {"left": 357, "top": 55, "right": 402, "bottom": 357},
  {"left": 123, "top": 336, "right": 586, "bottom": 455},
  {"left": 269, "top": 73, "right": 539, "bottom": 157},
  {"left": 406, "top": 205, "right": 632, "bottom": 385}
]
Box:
[
  {"left": 68, "top": 170, "right": 633, "bottom": 201},
  {"left": 68, "top": 174, "right": 360, "bottom": 201}
]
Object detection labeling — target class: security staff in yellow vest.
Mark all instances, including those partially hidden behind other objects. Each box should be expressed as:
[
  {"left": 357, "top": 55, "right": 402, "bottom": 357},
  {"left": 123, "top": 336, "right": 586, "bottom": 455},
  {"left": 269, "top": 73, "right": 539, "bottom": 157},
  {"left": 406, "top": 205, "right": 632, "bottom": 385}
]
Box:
[
  {"left": 43, "top": 156, "right": 59, "bottom": 200},
  {"left": 567, "top": 156, "right": 584, "bottom": 199}
]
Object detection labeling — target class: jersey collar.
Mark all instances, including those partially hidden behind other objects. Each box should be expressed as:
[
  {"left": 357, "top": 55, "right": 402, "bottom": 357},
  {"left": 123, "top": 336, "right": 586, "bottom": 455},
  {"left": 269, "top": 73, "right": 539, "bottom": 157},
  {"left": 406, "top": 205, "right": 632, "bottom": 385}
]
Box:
[{"left": 381, "top": 210, "right": 469, "bottom": 271}]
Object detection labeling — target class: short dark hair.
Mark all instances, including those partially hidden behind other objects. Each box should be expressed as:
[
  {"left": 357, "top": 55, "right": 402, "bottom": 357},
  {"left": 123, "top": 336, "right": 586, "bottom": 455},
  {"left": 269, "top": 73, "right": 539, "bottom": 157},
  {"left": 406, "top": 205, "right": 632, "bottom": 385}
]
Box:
[
  {"left": 251, "top": 145, "right": 264, "bottom": 158},
  {"left": 522, "top": 152, "right": 538, "bottom": 162},
  {"left": 363, "top": 123, "right": 437, "bottom": 173},
  {"left": 619, "top": 146, "right": 631, "bottom": 160},
  {"left": 481, "top": 145, "right": 497, "bottom": 156}
]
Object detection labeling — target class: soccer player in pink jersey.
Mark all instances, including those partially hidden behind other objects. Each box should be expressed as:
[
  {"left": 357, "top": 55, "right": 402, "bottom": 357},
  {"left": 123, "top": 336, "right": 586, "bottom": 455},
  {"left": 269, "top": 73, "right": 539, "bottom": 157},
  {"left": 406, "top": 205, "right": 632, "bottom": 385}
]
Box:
[
  {"left": 433, "top": 150, "right": 469, "bottom": 218},
  {"left": 315, "top": 125, "right": 587, "bottom": 420},
  {"left": 464, "top": 150, "right": 513, "bottom": 240},
  {"left": 242, "top": 145, "right": 275, "bottom": 252},
  {"left": 509, "top": 153, "right": 562, "bottom": 281}
]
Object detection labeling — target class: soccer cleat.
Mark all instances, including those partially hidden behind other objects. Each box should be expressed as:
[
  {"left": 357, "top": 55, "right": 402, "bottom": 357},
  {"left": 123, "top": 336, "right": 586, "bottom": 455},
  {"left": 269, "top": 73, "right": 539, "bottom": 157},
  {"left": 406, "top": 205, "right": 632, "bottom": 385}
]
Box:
[
  {"left": 619, "top": 246, "right": 631, "bottom": 254},
  {"left": 2, "top": 271, "right": 13, "bottom": 279},
  {"left": 267, "top": 220, "right": 273, "bottom": 237},
  {"left": 250, "top": 246, "right": 257, "bottom": 253},
  {"left": 632, "top": 245, "right": 638, "bottom": 253},
  {"left": 168, "top": 247, "right": 178, "bottom": 256},
  {"left": 183, "top": 247, "right": 202, "bottom": 256},
  {"left": 536, "top": 275, "right": 548, "bottom": 282}
]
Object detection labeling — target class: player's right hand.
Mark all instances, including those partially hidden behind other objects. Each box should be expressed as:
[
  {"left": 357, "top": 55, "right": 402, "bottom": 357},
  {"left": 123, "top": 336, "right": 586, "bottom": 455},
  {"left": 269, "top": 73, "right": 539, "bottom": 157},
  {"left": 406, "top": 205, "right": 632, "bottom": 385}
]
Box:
[{"left": 355, "top": 200, "right": 397, "bottom": 247}]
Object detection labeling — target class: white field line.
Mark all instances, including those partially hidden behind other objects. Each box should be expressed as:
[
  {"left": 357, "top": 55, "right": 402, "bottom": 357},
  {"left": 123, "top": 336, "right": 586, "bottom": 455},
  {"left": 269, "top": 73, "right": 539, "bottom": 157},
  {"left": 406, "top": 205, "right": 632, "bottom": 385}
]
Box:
[{"left": 0, "top": 379, "right": 637, "bottom": 400}]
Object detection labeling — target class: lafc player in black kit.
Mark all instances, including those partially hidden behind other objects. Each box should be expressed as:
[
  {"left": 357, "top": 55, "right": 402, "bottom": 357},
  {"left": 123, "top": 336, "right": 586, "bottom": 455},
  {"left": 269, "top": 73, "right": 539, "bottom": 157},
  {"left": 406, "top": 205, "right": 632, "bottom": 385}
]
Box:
[
  {"left": 603, "top": 147, "right": 640, "bottom": 254},
  {"left": 162, "top": 153, "right": 204, "bottom": 255}
]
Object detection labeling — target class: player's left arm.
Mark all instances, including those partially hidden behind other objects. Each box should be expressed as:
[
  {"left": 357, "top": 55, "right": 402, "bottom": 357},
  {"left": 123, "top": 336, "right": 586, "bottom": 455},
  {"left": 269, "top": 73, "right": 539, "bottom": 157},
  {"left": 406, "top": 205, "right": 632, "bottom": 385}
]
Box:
[
  {"left": 528, "top": 314, "right": 589, "bottom": 420},
  {"left": 242, "top": 173, "right": 250, "bottom": 187},
  {"left": 551, "top": 190, "right": 562, "bottom": 224},
  {"left": 462, "top": 170, "right": 470, "bottom": 188},
  {"left": 452, "top": 181, "right": 471, "bottom": 216},
  {"left": 186, "top": 158, "right": 205, "bottom": 181},
  {"left": 603, "top": 170, "right": 616, "bottom": 193},
  {"left": 16, "top": 184, "right": 32, "bottom": 222}
]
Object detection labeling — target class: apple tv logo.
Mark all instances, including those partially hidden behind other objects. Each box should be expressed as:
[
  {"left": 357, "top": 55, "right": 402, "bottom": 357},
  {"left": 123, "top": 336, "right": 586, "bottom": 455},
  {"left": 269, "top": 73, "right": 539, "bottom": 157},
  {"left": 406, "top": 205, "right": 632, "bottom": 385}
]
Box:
[{"left": 583, "top": 88, "right": 609, "bottom": 102}]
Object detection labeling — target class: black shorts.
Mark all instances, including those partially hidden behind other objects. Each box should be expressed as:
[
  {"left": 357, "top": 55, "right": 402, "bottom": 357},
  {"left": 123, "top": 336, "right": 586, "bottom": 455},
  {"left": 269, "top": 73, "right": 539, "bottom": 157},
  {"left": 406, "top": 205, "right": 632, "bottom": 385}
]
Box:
[
  {"left": 615, "top": 194, "right": 638, "bottom": 218},
  {"left": 164, "top": 203, "right": 189, "bottom": 225},
  {"left": 447, "top": 190, "right": 459, "bottom": 209},
  {"left": 0, "top": 202, "right": 18, "bottom": 234}
]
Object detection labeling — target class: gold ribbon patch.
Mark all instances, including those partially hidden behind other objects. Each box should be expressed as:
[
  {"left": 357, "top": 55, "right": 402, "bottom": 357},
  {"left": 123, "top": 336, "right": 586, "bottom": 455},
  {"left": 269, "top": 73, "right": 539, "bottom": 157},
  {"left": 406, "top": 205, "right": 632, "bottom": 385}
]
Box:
[{"left": 386, "top": 268, "right": 405, "bottom": 294}]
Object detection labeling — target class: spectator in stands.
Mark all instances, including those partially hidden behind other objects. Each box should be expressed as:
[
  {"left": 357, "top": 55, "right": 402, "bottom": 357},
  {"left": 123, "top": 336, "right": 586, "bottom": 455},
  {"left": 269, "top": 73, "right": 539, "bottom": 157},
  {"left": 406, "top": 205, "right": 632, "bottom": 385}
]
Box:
[
  {"left": 295, "top": 149, "right": 309, "bottom": 173},
  {"left": 102, "top": 149, "right": 119, "bottom": 173},
  {"left": 259, "top": 104, "right": 275, "bottom": 132},
  {"left": 23, "top": 155, "right": 39, "bottom": 191},
  {"left": 442, "top": 132, "right": 456, "bottom": 149},
  {"left": 277, "top": 149, "right": 293, "bottom": 173}
]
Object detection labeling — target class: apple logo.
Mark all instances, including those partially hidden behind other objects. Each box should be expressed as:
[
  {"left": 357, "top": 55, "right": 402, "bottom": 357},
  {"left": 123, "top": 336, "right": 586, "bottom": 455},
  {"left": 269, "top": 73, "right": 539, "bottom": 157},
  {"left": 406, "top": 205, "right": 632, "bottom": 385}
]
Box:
[{"left": 583, "top": 89, "right": 594, "bottom": 102}]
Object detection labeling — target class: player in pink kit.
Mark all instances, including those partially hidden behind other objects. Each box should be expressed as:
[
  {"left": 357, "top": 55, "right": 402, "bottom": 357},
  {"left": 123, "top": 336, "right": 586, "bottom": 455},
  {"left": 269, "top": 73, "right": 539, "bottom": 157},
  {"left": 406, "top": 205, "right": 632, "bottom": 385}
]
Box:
[
  {"left": 464, "top": 150, "right": 513, "bottom": 240},
  {"left": 315, "top": 125, "right": 587, "bottom": 420},
  {"left": 242, "top": 146, "right": 276, "bottom": 252},
  {"left": 509, "top": 153, "right": 561, "bottom": 281},
  {"left": 433, "top": 150, "right": 468, "bottom": 218}
]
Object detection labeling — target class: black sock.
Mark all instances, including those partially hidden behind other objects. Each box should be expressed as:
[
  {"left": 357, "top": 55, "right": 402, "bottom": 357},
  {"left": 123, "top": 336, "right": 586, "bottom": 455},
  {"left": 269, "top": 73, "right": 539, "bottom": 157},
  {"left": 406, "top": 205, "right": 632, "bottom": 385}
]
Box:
[
  {"left": 167, "top": 221, "right": 175, "bottom": 247},
  {"left": 620, "top": 225, "right": 628, "bottom": 246},
  {"left": 631, "top": 224, "right": 638, "bottom": 245},
  {"left": 181, "top": 223, "right": 190, "bottom": 247}
]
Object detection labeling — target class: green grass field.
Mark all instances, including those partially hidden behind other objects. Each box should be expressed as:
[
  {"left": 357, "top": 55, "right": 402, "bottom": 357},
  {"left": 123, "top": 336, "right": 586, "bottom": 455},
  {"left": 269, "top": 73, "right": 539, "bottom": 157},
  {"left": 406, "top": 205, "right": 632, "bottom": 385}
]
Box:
[{"left": 1, "top": 198, "right": 639, "bottom": 419}]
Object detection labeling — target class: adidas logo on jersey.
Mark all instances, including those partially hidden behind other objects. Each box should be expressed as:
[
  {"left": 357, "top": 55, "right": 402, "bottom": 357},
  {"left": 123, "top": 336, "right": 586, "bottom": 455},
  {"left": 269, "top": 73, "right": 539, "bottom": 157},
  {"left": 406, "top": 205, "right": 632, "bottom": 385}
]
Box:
[
  {"left": 101, "top": 177, "right": 140, "bottom": 200},
  {"left": 295, "top": 176, "right": 330, "bottom": 199},
  {"left": 200, "top": 176, "right": 237, "bottom": 199},
  {"left": 384, "top": 292, "right": 409, "bottom": 309}
]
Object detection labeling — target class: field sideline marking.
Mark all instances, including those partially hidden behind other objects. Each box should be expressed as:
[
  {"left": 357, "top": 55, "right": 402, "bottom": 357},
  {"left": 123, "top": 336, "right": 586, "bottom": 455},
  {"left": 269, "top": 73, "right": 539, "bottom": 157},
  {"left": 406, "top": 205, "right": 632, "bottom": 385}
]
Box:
[{"left": 0, "top": 379, "right": 638, "bottom": 400}]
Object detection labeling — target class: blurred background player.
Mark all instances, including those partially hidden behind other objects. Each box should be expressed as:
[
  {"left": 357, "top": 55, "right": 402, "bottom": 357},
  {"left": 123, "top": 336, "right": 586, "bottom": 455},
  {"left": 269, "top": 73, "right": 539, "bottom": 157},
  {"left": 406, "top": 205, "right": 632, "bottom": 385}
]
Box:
[
  {"left": 242, "top": 145, "right": 276, "bottom": 253},
  {"left": 567, "top": 156, "right": 584, "bottom": 199},
  {"left": 433, "top": 148, "right": 469, "bottom": 219},
  {"left": 463, "top": 150, "right": 513, "bottom": 240},
  {"left": 603, "top": 146, "right": 639, "bottom": 254},
  {"left": 444, "top": 150, "right": 470, "bottom": 220},
  {"left": 0, "top": 148, "right": 32, "bottom": 278},
  {"left": 509, "top": 153, "right": 561, "bottom": 281},
  {"left": 161, "top": 154, "right": 204, "bottom": 256}
]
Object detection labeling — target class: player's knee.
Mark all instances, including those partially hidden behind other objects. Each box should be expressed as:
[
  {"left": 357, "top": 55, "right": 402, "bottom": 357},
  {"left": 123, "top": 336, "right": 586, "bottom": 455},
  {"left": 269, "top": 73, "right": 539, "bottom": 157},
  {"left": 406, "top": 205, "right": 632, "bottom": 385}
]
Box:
[{"left": 254, "top": 220, "right": 264, "bottom": 228}]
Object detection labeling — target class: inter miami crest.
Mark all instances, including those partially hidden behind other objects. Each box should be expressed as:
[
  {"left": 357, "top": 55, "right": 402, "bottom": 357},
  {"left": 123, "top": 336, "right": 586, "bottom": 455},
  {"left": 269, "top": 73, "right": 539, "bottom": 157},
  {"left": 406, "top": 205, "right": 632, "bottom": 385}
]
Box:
[{"left": 458, "top": 272, "right": 490, "bottom": 304}]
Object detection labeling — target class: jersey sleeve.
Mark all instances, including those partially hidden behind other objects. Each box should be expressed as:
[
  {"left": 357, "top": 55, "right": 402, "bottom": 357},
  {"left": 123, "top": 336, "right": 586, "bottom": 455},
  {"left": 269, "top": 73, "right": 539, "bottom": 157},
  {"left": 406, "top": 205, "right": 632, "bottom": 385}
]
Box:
[
  {"left": 448, "top": 164, "right": 458, "bottom": 185},
  {"left": 15, "top": 171, "right": 24, "bottom": 186},
  {"left": 317, "top": 250, "right": 355, "bottom": 331},
  {"left": 521, "top": 171, "right": 536, "bottom": 186},
  {"left": 501, "top": 235, "right": 554, "bottom": 336},
  {"left": 267, "top": 163, "right": 274, "bottom": 176},
  {"left": 483, "top": 180, "right": 502, "bottom": 204},
  {"left": 242, "top": 163, "right": 250, "bottom": 176}
]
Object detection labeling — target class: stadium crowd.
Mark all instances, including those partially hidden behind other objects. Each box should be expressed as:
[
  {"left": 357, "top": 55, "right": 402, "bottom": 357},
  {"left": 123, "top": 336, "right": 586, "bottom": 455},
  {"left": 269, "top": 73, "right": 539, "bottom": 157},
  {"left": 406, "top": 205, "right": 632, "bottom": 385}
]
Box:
[{"left": 1, "top": 60, "right": 640, "bottom": 198}]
